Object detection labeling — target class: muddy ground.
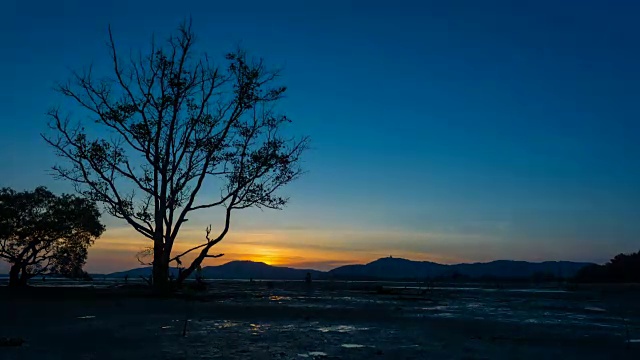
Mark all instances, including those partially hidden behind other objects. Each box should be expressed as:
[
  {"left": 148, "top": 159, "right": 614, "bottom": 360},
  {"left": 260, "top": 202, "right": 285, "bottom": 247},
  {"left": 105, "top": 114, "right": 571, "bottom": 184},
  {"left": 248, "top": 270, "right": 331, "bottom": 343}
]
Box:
[{"left": 1, "top": 280, "right": 640, "bottom": 359}]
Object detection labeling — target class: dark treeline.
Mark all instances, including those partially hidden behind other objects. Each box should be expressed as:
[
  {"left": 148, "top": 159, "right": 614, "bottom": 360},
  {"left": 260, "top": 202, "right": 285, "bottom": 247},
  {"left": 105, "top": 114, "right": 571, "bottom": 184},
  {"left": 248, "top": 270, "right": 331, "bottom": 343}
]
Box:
[{"left": 574, "top": 251, "right": 640, "bottom": 283}]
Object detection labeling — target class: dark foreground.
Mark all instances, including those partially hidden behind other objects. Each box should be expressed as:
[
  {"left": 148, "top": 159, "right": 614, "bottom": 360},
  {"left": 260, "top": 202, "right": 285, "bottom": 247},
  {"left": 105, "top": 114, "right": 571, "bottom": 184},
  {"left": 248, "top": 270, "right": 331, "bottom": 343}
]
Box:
[{"left": 1, "top": 280, "right": 640, "bottom": 359}]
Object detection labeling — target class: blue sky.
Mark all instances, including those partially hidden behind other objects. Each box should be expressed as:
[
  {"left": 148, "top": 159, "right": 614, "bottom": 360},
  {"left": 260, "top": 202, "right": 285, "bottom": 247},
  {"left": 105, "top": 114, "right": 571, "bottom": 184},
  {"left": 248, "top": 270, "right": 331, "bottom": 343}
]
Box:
[{"left": 1, "top": 0, "right": 639, "bottom": 271}]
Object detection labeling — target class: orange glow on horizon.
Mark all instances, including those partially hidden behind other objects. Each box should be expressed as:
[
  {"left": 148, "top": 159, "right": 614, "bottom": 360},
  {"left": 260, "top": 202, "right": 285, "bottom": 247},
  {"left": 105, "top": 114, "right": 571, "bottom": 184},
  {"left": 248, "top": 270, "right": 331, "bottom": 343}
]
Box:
[{"left": 84, "top": 225, "right": 471, "bottom": 273}]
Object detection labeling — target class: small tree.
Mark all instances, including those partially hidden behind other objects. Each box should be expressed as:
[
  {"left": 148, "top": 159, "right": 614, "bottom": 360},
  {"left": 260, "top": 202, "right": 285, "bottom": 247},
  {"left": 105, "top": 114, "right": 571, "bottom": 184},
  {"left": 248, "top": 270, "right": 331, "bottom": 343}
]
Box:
[
  {"left": 42, "top": 20, "right": 307, "bottom": 292},
  {"left": 0, "top": 187, "right": 104, "bottom": 287}
]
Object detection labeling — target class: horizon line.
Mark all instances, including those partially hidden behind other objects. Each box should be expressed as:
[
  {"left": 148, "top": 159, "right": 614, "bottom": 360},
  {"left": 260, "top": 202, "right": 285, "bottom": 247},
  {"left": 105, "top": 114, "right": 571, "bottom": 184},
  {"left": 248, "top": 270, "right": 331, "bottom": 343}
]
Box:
[{"left": 96, "top": 256, "right": 596, "bottom": 275}]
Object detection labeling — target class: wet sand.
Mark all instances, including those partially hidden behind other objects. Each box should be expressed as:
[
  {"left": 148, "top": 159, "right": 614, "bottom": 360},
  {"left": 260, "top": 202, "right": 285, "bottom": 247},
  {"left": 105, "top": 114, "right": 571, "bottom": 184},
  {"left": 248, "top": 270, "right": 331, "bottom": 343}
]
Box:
[{"left": 1, "top": 280, "right": 640, "bottom": 359}]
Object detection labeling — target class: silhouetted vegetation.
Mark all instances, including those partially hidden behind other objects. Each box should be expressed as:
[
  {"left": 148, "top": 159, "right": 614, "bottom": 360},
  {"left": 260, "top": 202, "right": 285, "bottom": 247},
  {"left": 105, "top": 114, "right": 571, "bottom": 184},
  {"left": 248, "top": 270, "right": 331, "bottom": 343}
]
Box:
[
  {"left": 42, "top": 19, "right": 307, "bottom": 293},
  {"left": 574, "top": 251, "right": 640, "bottom": 283},
  {"left": 0, "top": 187, "right": 104, "bottom": 287}
]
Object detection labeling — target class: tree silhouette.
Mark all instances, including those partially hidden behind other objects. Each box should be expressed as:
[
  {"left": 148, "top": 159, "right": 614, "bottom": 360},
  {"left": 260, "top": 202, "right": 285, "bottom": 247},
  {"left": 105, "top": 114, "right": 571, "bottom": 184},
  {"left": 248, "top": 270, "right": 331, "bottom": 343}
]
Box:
[
  {"left": 574, "top": 251, "right": 640, "bottom": 283},
  {"left": 42, "top": 20, "right": 307, "bottom": 292},
  {"left": 0, "top": 187, "right": 104, "bottom": 287}
]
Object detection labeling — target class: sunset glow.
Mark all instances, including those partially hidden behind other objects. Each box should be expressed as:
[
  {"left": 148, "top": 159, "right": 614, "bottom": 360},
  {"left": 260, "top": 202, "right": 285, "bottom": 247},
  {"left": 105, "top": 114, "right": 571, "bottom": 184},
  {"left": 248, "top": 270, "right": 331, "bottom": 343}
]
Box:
[
  {"left": 77, "top": 222, "right": 604, "bottom": 274},
  {"left": 1, "top": 0, "right": 639, "bottom": 276},
  {"left": 78, "top": 224, "right": 474, "bottom": 273}
]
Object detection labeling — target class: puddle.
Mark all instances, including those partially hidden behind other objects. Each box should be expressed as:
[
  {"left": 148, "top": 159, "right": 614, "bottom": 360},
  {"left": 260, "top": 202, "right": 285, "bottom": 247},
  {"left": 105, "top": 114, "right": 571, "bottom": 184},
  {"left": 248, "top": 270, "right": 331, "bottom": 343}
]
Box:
[
  {"left": 316, "top": 325, "right": 368, "bottom": 333},
  {"left": 77, "top": 315, "right": 96, "bottom": 319},
  {"left": 430, "top": 312, "right": 455, "bottom": 318},
  {"left": 507, "top": 289, "right": 567, "bottom": 294},
  {"left": 584, "top": 306, "right": 607, "bottom": 312},
  {"left": 202, "top": 320, "right": 241, "bottom": 329},
  {"left": 592, "top": 323, "right": 617, "bottom": 328},
  {"left": 161, "top": 326, "right": 173, "bottom": 329},
  {"left": 466, "top": 303, "right": 483, "bottom": 308},
  {"left": 308, "top": 351, "right": 327, "bottom": 357},
  {"left": 341, "top": 343, "right": 365, "bottom": 348},
  {"left": 249, "top": 323, "right": 269, "bottom": 335},
  {"left": 410, "top": 299, "right": 625, "bottom": 330}
]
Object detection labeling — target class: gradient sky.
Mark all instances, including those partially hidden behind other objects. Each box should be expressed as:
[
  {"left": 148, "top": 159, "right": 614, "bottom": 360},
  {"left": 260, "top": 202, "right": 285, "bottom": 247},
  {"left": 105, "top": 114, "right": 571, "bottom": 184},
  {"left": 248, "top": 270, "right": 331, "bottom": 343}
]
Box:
[{"left": 1, "top": 0, "right": 639, "bottom": 273}]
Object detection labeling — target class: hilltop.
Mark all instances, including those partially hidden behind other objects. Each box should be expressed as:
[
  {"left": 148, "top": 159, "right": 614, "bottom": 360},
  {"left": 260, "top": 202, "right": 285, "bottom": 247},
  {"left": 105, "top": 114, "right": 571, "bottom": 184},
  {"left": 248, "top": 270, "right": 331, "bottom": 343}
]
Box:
[{"left": 100, "top": 257, "right": 592, "bottom": 281}]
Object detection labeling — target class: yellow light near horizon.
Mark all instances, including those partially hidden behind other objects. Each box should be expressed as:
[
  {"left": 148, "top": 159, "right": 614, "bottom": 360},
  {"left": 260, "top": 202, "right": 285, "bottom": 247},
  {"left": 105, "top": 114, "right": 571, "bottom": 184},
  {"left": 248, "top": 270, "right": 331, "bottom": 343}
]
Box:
[
  {"left": 88, "top": 226, "right": 471, "bottom": 273},
  {"left": 250, "top": 248, "right": 281, "bottom": 264}
]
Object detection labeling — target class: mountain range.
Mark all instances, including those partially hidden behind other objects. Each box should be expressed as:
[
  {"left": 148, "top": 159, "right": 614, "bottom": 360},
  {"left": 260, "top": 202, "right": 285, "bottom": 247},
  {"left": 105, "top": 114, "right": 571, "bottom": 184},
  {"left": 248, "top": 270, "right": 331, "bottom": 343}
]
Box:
[{"left": 99, "top": 257, "right": 593, "bottom": 281}]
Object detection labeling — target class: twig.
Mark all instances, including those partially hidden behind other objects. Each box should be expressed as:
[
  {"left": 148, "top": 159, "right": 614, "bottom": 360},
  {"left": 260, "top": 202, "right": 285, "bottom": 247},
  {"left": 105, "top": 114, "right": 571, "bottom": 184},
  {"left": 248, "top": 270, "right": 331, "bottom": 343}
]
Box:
[
  {"left": 182, "top": 314, "right": 189, "bottom": 337},
  {"left": 623, "top": 316, "right": 631, "bottom": 349},
  {"left": 182, "top": 297, "right": 191, "bottom": 337},
  {"left": 139, "top": 275, "right": 152, "bottom": 286}
]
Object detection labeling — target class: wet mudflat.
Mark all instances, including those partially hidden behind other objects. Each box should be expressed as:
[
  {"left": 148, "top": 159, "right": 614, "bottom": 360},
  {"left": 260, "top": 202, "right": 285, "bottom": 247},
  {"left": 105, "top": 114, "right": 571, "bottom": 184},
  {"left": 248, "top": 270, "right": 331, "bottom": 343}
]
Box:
[{"left": 1, "top": 280, "right": 640, "bottom": 359}]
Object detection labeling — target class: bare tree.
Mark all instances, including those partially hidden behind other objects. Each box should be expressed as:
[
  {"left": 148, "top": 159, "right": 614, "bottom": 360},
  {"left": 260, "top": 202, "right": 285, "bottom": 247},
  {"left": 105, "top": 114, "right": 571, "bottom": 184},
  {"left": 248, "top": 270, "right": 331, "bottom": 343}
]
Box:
[{"left": 42, "top": 20, "right": 308, "bottom": 292}]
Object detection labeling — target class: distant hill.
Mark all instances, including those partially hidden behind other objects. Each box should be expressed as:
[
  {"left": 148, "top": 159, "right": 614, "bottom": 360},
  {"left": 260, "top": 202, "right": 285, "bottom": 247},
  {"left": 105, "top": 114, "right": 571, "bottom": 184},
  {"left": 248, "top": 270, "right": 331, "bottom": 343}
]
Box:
[
  {"left": 327, "top": 257, "right": 446, "bottom": 280},
  {"left": 200, "top": 261, "right": 322, "bottom": 280},
  {"left": 104, "top": 261, "right": 321, "bottom": 280},
  {"left": 101, "top": 257, "right": 593, "bottom": 281},
  {"left": 106, "top": 267, "right": 154, "bottom": 279},
  {"left": 451, "top": 260, "right": 591, "bottom": 279},
  {"left": 329, "top": 257, "right": 591, "bottom": 280}
]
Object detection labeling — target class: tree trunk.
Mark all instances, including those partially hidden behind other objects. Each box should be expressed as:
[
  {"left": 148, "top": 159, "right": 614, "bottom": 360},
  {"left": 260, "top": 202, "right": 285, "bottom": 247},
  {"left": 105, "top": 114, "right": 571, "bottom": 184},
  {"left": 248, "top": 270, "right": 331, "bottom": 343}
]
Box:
[
  {"left": 177, "top": 250, "right": 207, "bottom": 285},
  {"left": 8, "top": 264, "right": 21, "bottom": 288},
  {"left": 152, "top": 234, "right": 169, "bottom": 294},
  {"left": 152, "top": 263, "right": 169, "bottom": 293},
  {"left": 19, "top": 270, "right": 30, "bottom": 287}
]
